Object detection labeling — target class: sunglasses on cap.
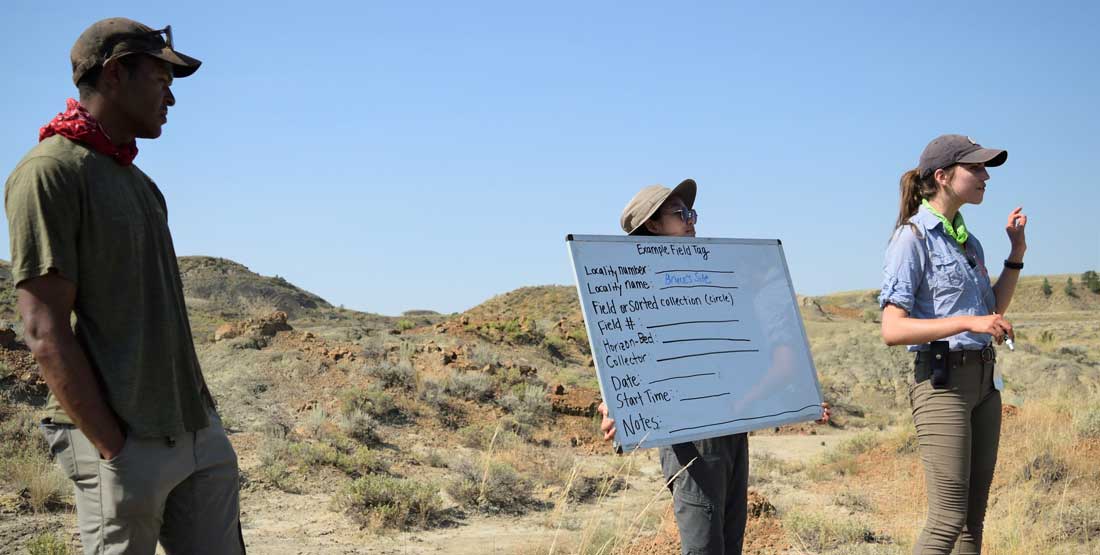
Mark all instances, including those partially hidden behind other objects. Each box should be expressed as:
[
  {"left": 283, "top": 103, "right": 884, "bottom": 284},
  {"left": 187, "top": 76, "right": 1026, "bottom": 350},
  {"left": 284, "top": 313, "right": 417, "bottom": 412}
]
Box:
[
  {"left": 663, "top": 208, "right": 698, "bottom": 224},
  {"left": 103, "top": 25, "right": 174, "bottom": 61}
]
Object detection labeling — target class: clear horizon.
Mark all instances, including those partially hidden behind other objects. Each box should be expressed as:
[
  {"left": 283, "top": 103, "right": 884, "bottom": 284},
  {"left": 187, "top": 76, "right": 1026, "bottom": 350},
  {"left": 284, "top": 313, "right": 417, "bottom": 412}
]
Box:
[{"left": 3, "top": 1, "right": 1098, "bottom": 316}]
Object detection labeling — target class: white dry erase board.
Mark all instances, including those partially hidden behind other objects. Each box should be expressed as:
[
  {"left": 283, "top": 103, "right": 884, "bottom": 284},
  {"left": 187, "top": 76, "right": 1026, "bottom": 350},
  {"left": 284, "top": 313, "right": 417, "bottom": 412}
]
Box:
[{"left": 566, "top": 235, "right": 823, "bottom": 452}]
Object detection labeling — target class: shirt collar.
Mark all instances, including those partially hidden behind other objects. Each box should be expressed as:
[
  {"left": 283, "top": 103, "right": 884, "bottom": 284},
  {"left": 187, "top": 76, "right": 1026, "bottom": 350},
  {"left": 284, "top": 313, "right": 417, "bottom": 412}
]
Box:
[{"left": 910, "top": 205, "right": 944, "bottom": 231}]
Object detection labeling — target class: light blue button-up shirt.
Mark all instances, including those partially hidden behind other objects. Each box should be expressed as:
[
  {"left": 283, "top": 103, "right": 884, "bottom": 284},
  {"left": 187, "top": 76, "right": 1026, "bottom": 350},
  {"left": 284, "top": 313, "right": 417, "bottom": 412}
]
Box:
[{"left": 879, "top": 205, "right": 998, "bottom": 352}]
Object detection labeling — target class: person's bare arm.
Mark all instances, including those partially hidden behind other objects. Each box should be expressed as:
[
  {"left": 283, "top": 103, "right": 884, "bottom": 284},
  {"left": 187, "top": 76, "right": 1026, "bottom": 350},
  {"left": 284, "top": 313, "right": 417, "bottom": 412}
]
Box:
[
  {"left": 880, "top": 303, "right": 1013, "bottom": 347},
  {"left": 992, "top": 207, "right": 1028, "bottom": 315},
  {"left": 18, "top": 273, "right": 124, "bottom": 459}
]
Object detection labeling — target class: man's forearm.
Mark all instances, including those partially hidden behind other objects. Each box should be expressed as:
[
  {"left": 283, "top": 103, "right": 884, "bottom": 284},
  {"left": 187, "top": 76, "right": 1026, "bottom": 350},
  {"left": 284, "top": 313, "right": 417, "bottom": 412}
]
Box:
[{"left": 33, "top": 334, "right": 124, "bottom": 458}]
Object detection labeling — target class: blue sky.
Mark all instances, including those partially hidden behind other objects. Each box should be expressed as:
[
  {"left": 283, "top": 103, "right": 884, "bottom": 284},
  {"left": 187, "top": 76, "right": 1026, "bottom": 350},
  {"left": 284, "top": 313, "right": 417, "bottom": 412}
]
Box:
[{"left": 2, "top": 1, "right": 1097, "bottom": 315}]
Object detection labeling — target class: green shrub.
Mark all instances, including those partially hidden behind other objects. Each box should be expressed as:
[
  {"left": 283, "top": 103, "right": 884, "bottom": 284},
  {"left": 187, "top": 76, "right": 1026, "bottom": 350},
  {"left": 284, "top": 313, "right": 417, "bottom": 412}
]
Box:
[
  {"left": 419, "top": 448, "right": 448, "bottom": 468},
  {"left": 543, "top": 335, "right": 568, "bottom": 360},
  {"left": 339, "top": 409, "right": 382, "bottom": 445},
  {"left": 466, "top": 344, "right": 500, "bottom": 368},
  {"left": 495, "top": 384, "right": 552, "bottom": 440},
  {"left": 445, "top": 371, "right": 495, "bottom": 402},
  {"left": 25, "top": 533, "right": 73, "bottom": 555},
  {"left": 1083, "top": 270, "right": 1100, "bottom": 294},
  {"left": 498, "top": 384, "right": 551, "bottom": 424},
  {"left": 567, "top": 474, "right": 627, "bottom": 503},
  {"left": 337, "top": 474, "right": 443, "bottom": 530},
  {"left": 784, "top": 509, "right": 882, "bottom": 551},
  {"left": 395, "top": 319, "right": 416, "bottom": 332},
  {"left": 832, "top": 490, "right": 874, "bottom": 512},
  {"left": 1041, "top": 277, "right": 1053, "bottom": 297},
  {"left": 270, "top": 435, "right": 389, "bottom": 478},
  {"left": 749, "top": 451, "right": 800, "bottom": 486},
  {"left": 303, "top": 405, "right": 328, "bottom": 439},
  {"left": 1065, "top": 278, "right": 1078, "bottom": 298},
  {"left": 339, "top": 387, "right": 403, "bottom": 423},
  {"left": 256, "top": 439, "right": 296, "bottom": 492},
  {"left": 809, "top": 431, "right": 881, "bottom": 480},
  {"left": 1073, "top": 404, "right": 1100, "bottom": 439},
  {"left": 367, "top": 362, "right": 416, "bottom": 391},
  {"left": 420, "top": 381, "right": 467, "bottom": 429},
  {"left": 0, "top": 408, "right": 47, "bottom": 458},
  {"left": 446, "top": 458, "right": 539, "bottom": 515},
  {"left": 883, "top": 425, "right": 918, "bottom": 454}
]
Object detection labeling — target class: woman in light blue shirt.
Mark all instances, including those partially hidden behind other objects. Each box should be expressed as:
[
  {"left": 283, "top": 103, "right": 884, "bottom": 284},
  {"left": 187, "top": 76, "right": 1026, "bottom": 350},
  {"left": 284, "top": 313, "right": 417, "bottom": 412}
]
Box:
[{"left": 879, "top": 134, "right": 1028, "bottom": 554}]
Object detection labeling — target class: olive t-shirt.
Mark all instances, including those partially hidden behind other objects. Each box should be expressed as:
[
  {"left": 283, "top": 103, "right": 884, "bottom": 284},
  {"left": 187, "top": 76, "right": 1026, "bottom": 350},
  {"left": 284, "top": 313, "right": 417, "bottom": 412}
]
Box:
[{"left": 4, "top": 135, "right": 210, "bottom": 437}]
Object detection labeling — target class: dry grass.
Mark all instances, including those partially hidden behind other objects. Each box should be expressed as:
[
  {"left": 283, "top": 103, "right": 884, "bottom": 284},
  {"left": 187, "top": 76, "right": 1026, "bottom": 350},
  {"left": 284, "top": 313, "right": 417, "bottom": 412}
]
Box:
[
  {"left": 1, "top": 452, "right": 70, "bottom": 512},
  {"left": 783, "top": 508, "right": 886, "bottom": 551}
]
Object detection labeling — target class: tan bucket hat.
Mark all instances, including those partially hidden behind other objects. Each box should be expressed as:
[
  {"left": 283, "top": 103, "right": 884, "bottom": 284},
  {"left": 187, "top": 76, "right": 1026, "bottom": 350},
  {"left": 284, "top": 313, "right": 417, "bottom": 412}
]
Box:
[
  {"left": 71, "top": 18, "right": 202, "bottom": 85},
  {"left": 620, "top": 179, "right": 697, "bottom": 235}
]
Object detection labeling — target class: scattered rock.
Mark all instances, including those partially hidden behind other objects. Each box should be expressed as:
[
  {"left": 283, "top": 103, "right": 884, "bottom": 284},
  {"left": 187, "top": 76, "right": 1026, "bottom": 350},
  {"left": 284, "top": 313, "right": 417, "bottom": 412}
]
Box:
[
  {"left": 213, "top": 312, "right": 293, "bottom": 342},
  {"left": 214, "top": 323, "right": 239, "bottom": 341},
  {"left": 550, "top": 385, "right": 600, "bottom": 417},
  {"left": 747, "top": 490, "right": 776, "bottom": 519}
]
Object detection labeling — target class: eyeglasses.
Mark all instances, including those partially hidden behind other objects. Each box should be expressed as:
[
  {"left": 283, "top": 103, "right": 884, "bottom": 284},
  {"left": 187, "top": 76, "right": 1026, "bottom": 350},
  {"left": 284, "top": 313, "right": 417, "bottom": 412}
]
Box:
[{"left": 663, "top": 208, "right": 698, "bottom": 224}]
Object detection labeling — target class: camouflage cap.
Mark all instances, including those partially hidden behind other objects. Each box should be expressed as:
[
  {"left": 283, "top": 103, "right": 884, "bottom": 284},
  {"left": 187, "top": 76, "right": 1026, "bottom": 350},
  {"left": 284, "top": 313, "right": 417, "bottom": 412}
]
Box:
[
  {"left": 71, "top": 18, "right": 201, "bottom": 86},
  {"left": 620, "top": 179, "right": 697, "bottom": 235},
  {"left": 918, "top": 134, "right": 1007, "bottom": 180}
]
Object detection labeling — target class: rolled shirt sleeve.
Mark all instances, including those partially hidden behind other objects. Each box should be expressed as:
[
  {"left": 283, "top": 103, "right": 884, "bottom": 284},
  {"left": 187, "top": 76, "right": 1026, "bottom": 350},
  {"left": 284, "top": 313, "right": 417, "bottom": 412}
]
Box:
[{"left": 879, "top": 226, "right": 926, "bottom": 313}]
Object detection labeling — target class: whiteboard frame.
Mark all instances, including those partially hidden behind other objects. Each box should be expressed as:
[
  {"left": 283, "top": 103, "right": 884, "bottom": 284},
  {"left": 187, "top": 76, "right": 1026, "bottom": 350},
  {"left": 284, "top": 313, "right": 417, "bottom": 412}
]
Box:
[{"left": 566, "top": 234, "right": 824, "bottom": 451}]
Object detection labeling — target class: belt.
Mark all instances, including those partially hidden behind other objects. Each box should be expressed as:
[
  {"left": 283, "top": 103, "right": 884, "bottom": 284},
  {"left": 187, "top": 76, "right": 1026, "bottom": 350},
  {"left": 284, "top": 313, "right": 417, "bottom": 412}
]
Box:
[
  {"left": 914, "top": 344, "right": 996, "bottom": 366},
  {"left": 914, "top": 344, "right": 995, "bottom": 384}
]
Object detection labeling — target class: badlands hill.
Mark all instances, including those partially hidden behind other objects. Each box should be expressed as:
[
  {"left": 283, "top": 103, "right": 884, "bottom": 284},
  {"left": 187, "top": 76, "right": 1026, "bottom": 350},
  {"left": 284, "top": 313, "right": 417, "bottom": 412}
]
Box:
[{"left": 1, "top": 260, "right": 1097, "bottom": 555}]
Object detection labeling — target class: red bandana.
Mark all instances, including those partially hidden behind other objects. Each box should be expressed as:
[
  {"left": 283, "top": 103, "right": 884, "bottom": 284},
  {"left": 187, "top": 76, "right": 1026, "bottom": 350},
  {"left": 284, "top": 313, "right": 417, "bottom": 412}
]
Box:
[{"left": 39, "top": 98, "right": 138, "bottom": 166}]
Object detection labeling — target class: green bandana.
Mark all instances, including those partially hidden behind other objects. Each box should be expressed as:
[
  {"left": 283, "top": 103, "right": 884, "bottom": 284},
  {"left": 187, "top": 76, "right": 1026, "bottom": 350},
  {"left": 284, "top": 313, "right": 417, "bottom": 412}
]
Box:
[{"left": 922, "top": 199, "right": 969, "bottom": 249}]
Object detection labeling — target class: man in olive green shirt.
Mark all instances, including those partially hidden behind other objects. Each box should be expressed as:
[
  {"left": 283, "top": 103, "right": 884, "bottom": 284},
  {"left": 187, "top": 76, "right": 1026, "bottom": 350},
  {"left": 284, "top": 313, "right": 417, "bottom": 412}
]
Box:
[{"left": 4, "top": 18, "right": 243, "bottom": 554}]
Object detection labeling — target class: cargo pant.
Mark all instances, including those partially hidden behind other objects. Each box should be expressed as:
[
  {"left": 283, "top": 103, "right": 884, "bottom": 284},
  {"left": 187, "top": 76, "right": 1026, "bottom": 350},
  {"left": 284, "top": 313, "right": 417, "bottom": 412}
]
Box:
[
  {"left": 660, "top": 433, "right": 748, "bottom": 555},
  {"left": 909, "top": 350, "right": 1001, "bottom": 555},
  {"left": 40, "top": 406, "right": 245, "bottom": 555}
]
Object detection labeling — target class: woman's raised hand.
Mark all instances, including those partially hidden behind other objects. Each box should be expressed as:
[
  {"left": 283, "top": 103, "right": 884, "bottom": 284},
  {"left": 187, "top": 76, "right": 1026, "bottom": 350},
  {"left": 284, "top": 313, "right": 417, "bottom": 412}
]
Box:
[{"left": 1005, "top": 206, "right": 1028, "bottom": 251}]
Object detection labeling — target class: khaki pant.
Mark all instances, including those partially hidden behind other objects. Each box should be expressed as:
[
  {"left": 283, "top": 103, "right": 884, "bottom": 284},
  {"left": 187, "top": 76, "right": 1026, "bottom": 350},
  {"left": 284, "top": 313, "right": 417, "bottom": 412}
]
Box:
[
  {"left": 660, "top": 433, "right": 749, "bottom": 555},
  {"left": 909, "top": 355, "right": 1001, "bottom": 555},
  {"left": 41, "top": 407, "right": 245, "bottom": 555}
]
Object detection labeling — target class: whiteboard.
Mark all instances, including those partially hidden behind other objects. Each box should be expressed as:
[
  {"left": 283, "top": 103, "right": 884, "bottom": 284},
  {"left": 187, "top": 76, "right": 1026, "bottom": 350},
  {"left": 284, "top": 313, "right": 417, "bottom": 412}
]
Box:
[{"left": 566, "top": 235, "right": 823, "bottom": 452}]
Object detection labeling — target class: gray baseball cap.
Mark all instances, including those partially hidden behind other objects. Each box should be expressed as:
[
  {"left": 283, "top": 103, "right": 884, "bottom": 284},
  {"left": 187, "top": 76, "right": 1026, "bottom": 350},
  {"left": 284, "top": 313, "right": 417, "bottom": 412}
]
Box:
[
  {"left": 620, "top": 179, "right": 697, "bottom": 235},
  {"left": 919, "top": 134, "right": 1007, "bottom": 180},
  {"left": 71, "top": 18, "right": 201, "bottom": 86}
]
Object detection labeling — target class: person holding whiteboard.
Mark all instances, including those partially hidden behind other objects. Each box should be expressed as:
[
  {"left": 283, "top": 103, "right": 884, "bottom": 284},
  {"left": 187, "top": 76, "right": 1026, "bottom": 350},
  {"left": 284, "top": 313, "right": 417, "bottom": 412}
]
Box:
[
  {"left": 598, "top": 179, "right": 829, "bottom": 555},
  {"left": 879, "top": 135, "right": 1026, "bottom": 554}
]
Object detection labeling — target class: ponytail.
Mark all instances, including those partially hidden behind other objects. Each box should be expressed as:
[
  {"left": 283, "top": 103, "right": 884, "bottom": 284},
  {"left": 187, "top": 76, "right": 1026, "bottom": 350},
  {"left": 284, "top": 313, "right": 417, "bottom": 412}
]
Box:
[
  {"left": 894, "top": 169, "right": 924, "bottom": 231},
  {"left": 894, "top": 166, "right": 954, "bottom": 234}
]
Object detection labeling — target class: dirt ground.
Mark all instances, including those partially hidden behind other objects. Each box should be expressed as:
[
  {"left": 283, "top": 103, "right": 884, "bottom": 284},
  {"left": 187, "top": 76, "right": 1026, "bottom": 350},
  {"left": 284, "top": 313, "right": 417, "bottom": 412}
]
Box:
[{"left": 233, "top": 431, "right": 846, "bottom": 555}]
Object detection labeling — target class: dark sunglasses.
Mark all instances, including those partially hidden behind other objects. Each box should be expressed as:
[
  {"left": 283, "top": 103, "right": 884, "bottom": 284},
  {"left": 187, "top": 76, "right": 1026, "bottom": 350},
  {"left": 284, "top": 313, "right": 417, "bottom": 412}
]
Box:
[
  {"left": 663, "top": 208, "right": 698, "bottom": 224},
  {"left": 151, "top": 25, "right": 174, "bottom": 49},
  {"left": 103, "top": 25, "right": 174, "bottom": 60}
]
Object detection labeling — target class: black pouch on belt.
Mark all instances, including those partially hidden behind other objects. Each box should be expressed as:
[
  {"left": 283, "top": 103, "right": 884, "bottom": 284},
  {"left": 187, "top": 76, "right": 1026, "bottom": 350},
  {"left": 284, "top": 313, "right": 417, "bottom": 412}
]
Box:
[{"left": 930, "top": 340, "right": 950, "bottom": 389}]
